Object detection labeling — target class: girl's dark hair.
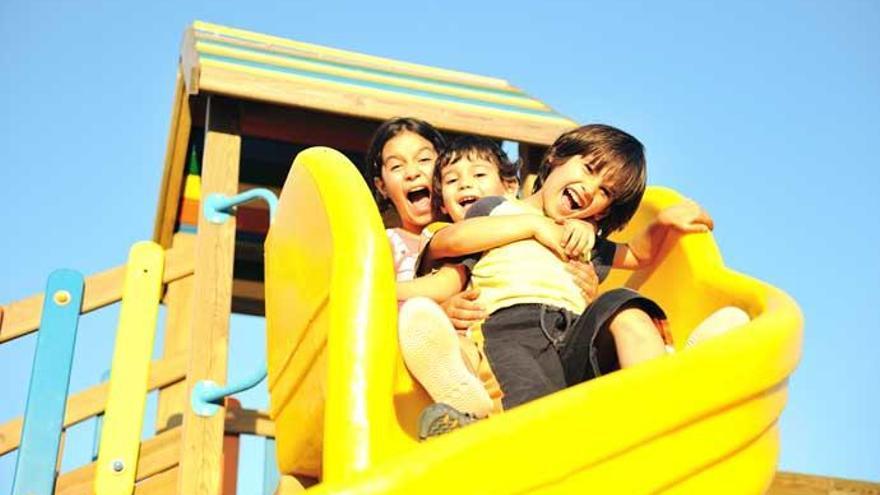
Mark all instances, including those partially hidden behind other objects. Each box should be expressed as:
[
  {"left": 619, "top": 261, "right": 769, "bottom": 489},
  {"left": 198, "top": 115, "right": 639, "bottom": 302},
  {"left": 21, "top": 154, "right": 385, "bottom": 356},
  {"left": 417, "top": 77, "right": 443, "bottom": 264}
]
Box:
[
  {"left": 431, "top": 136, "right": 519, "bottom": 219},
  {"left": 534, "top": 124, "right": 647, "bottom": 235},
  {"left": 365, "top": 117, "right": 446, "bottom": 212}
]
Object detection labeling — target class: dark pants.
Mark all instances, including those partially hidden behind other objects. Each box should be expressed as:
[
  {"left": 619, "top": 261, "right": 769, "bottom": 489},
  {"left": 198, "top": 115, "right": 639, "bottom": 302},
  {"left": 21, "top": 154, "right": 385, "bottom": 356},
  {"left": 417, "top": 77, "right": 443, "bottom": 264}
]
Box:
[{"left": 481, "top": 288, "right": 666, "bottom": 410}]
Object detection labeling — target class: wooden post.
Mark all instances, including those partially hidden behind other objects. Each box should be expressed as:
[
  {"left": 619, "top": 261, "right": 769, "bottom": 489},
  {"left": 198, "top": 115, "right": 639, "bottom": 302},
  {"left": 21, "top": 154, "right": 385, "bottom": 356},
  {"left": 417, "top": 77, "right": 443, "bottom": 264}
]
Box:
[
  {"left": 155, "top": 234, "right": 196, "bottom": 433},
  {"left": 178, "top": 95, "right": 240, "bottom": 495},
  {"left": 221, "top": 399, "right": 242, "bottom": 495},
  {"left": 154, "top": 71, "right": 194, "bottom": 248}
]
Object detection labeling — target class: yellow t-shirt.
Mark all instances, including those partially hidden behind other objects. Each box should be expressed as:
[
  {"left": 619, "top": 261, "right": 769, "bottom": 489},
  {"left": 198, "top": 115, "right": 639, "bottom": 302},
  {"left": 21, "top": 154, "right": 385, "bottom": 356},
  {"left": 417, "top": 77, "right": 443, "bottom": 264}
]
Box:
[{"left": 470, "top": 199, "right": 587, "bottom": 315}]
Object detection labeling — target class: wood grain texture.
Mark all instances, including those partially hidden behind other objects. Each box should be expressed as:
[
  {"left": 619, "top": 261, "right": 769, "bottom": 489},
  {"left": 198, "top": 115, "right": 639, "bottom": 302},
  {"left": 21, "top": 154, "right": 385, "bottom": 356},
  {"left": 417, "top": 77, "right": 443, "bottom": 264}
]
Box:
[
  {"left": 156, "top": 236, "right": 196, "bottom": 434},
  {"left": 56, "top": 428, "right": 181, "bottom": 495},
  {"left": 178, "top": 95, "right": 241, "bottom": 495},
  {"left": 768, "top": 472, "right": 880, "bottom": 495},
  {"left": 153, "top": 71, "right": 193, "bottom": 248},
  {"left": 0, "top": 353, "right": 186, "bottom": 456},
  {"left": 197, "top": 64, "right": 573, "bottom": 146},
  {"left": 0, "top": 241, "right": 194, "bottom": 344}
]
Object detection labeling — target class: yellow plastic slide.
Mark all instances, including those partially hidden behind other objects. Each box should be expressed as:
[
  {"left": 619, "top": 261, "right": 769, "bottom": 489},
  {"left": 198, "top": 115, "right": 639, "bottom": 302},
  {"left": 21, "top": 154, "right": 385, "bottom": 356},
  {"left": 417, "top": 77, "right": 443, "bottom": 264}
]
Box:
[{"left": 264, "top": 147, "right": 802, "bottom": 494}]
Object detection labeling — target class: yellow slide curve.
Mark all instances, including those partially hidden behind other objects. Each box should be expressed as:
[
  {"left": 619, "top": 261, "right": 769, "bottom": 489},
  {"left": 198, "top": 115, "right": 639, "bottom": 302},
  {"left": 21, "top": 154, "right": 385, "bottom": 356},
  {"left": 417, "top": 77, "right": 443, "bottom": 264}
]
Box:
[{"left": 263, "top": 147, "right": 803, "bottom": 494}]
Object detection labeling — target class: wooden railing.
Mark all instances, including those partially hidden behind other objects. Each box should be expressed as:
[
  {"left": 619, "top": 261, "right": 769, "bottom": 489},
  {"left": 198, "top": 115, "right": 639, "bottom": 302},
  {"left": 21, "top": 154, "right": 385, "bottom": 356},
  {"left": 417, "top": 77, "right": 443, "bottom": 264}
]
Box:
[{"left": 0, "top": 242, "right": 196, "bottom": 344}]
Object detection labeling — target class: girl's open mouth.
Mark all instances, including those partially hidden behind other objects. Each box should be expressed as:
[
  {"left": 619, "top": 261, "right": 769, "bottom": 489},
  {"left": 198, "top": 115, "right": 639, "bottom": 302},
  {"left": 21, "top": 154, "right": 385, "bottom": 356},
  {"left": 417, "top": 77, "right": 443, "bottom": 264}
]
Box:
[{"left": 406, "top": 186, "right": 431, "bottom": 212}]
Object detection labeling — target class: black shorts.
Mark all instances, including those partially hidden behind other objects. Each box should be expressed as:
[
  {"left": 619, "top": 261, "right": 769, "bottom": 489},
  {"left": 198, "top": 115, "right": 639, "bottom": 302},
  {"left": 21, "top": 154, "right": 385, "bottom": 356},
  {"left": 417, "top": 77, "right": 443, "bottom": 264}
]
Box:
[{"left": 480, "top": 288, "right": 666, "bottom": 410}]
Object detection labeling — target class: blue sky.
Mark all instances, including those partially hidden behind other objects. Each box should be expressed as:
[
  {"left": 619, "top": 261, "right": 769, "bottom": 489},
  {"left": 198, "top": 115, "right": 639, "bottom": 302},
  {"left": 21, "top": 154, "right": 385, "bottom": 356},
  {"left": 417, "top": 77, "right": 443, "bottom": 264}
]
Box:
[{"left": 1, "top": 0, "right": 878, "bottom": 490}]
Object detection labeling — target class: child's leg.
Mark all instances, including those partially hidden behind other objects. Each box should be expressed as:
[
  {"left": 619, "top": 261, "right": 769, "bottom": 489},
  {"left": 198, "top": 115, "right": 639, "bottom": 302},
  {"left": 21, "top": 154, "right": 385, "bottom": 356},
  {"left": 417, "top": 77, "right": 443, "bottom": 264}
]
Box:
[
  {"left": 480, "top": 305, "right": 567, "bottom": 410},
  {"left": 607, "top": 307, "right": 667, "bottom": 368},
  {"left": 398, "top": 297, "right": 493, "bottom": 417},
  {"left": 558, "top": 288, "right": 668, "bottom": 385}
]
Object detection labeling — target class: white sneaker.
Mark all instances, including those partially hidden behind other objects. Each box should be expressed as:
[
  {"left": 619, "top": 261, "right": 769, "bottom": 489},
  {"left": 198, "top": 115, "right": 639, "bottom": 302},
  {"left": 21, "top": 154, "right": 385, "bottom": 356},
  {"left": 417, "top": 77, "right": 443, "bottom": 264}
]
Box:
[
  {"left": 686, "top": 306, "right": 750, "bottom": 348},
  {"left": 398, "top": 297, "right": 493, "bottom": 417}
]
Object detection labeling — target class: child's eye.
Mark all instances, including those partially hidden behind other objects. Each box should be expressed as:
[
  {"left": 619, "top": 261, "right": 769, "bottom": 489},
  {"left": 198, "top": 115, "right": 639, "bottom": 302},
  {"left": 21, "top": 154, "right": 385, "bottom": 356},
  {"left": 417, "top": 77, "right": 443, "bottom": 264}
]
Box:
[
  {"left": 444, "top": 177, "right": 458, "bottom": 185},
  {"left": 600, "top": 187, "right": 613, "bottom": 199},
  {"left": 475, "top": 172, "right": 487, "bottom": 178}
]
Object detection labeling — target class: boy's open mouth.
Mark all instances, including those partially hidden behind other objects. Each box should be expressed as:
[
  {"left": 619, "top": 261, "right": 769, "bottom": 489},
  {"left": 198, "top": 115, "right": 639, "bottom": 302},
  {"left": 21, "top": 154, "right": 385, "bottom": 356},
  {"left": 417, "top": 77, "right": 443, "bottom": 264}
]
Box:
[
  {"left": 457, "top": 195, "right": 479, "bottom": 209},
  {"left": 406, "top": 186, "right": 431, "bottom": 211},
  {"left": 562, "top": 187, "right": 584, "bottom": 211}
]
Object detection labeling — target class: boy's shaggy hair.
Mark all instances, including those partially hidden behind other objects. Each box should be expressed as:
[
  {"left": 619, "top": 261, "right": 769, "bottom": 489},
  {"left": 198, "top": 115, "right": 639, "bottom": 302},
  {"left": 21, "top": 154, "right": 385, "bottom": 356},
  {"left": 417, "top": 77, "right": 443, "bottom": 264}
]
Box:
[{"left": 534, "top": 124, "right": 646, "bottom": 234}]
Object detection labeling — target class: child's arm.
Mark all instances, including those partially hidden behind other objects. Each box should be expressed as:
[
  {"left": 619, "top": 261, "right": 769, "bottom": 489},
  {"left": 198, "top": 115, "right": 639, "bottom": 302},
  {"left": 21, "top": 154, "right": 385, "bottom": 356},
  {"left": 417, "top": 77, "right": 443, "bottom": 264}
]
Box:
[
  {"left": 429, "top": 214, "right": 569, "bottom": 260},
  {"left": 396, "top": 264, "right": 468, "bottom": 302},
  {"left": 613, "top": 200, "right": 714, "bottom": 269}
]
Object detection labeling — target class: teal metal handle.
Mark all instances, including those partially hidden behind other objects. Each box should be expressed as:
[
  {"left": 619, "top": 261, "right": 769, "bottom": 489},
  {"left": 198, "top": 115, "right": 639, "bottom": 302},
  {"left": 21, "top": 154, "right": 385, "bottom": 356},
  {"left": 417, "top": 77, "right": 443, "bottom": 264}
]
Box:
[
  {"left": 203, "top": 188, "right": 278, "bottom": 224},
  {"left": 191, "top": 366, "right": 268, "bottom": 417},
  {"left": 191, "top": 187, "right": 277, "bottom": 417}
]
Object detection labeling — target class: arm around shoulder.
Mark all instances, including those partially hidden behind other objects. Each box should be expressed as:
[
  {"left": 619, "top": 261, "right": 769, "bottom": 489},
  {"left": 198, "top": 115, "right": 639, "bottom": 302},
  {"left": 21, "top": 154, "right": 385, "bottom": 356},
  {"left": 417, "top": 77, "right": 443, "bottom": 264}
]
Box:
[{"left": 396, "top": 264, "right": 468, "bottom": 303}]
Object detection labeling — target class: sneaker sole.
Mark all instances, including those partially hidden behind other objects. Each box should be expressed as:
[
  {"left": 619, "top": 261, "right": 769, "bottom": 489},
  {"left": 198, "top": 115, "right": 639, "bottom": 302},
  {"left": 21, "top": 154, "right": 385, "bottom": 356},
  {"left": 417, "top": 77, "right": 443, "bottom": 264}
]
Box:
[{"left": 399, "top": 297, "right": 493, "bottom": 417}]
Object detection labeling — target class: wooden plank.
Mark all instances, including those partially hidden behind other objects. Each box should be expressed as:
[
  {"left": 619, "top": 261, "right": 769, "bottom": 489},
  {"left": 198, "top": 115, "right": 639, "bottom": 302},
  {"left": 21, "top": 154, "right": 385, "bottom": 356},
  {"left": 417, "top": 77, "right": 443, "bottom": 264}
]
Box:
[
  {"left": 235, "top": 240, "right": 265, "bottom": 263},
  {"left": 135, "top": 468, "right": 180, "bottom": 495},
  {"left": 0, "top": 353, "right": 187, "bottom": 456},
  {"left": 12, "top": 270, "right": 84, "bottom": 495},
  {"left": 0, "top": 239, "right": 195, "bottom": 344},
  {"left": 94, "top": 242, "right": 165, "bottom": 495},
  {"left": 224, "top": 408, "right": 274, "bottom": 438},
  {"left": 196, "top": 52, "right": 561, "bottom": 120},
  {"left": 192, "top": 21, "right": 513, "bottom": 91},
  {"left": 239, "top": 101, "right": 376, "bottom": 154},
  {"left": 231, "top": 297, "right": 265, "bottom": 317},
  {"left": 178, "top": 95, "right": 241, "bottom": 495},
  {"left": 155, "top": 237, "right": 196, "bottom": 434},
  {"left": 181, "top": 26, "right": 201, "bottom": 94},
  {"left": 234, "top": 258, "right": 263, "bottom": 282},
  {"left": 153, "top": 69, "right": 193, "bottom": 248},
  {"left": 232, "top": 279, "right": 264, "bottom": 301},
  {"left": 194, "top": 39, "right": 547, "bottom": 111},
  {"left": 198, "top": 64, "right": 574, "bottom": 146},
  {"left": 56, "top": 428, "right": 182, "bottom": 495},
  {"left": 768, "top": 472, "right": 880, "bottom": 495},
  {"left": 221, "top": 399, "right": 242, "bottom": 495}
]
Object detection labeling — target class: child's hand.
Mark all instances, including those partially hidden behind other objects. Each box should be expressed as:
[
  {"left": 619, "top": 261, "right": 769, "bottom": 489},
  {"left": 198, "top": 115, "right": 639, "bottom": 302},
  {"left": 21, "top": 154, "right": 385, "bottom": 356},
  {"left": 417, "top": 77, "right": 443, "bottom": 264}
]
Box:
[
  {"left": 441, "top": 289, "right": 487, "bottom": 332},
  {"left": 657, "top": 200, "right": 714, "bottom": 233},
  {"left": 531, "top": 217, "right": 568, "bottom": 259},
  {"left": 566, "top": 260, "right": 599, "bottom": 303},
  {"left": 557, "top": 219, "right": 596, "bottom": 261}
]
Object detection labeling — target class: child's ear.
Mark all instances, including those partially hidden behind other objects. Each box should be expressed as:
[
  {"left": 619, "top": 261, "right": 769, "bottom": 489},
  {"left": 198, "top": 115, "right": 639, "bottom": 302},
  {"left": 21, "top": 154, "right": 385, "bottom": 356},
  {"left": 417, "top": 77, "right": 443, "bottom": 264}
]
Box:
[
  {"left": 503, "top": 179, "right": 519, "bottom": 198},
  {"left": 373, "top": 177, "right": 387, "bottom": 198}
]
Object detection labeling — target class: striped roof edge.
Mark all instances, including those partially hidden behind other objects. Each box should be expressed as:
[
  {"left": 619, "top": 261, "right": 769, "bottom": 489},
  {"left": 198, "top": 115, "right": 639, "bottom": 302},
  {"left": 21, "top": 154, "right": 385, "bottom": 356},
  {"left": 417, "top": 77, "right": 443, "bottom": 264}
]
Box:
[{"left": 181, "top": 21, "right": 576, "bottom": 145}]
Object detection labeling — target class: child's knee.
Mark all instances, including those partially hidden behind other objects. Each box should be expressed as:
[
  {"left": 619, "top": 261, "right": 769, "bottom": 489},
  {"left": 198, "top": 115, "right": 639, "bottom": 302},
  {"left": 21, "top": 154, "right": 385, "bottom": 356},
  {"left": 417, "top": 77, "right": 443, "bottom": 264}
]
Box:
[{"left": 609, "top": 308, "right": 664, "bottom": 345}]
